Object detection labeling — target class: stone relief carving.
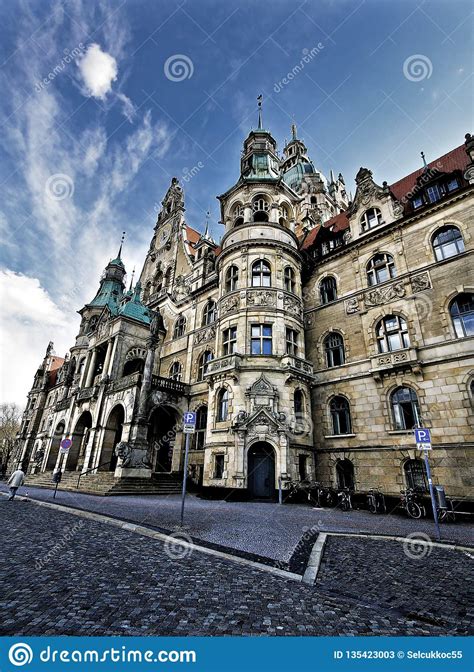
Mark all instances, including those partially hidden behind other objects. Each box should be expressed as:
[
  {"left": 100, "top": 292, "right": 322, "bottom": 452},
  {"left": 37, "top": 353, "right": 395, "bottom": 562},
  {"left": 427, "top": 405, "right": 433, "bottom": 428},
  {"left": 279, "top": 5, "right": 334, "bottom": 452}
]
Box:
[
  {"left": 411, "top": 272, "right": 431, "bottom": 293},
  {"left": 364, "top": 281, "right": 405, "bottom": 308},
  {"left": 220, "top": 295, "right": 240, "bottom": 315},
  {"left": 345, "top": 297, "right": 360, "bottom": 314},
  {"left": 283, "top": 295, "right": 303, "bottom": 316},
  {"left": 194, "top": 325, "right": 216, "bottom": 345},
  {"left": 246, "top": 290, "right": 276, "bottom": 307},
  {"left": 171, "top": 274, "right": 192, "bottom": 303}
]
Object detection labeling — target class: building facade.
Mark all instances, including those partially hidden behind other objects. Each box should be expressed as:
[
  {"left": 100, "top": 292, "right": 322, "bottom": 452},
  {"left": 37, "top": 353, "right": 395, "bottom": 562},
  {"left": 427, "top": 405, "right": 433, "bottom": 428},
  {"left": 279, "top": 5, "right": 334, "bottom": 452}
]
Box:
[{"left": 14, "top": 122, "right": 474, "bottom": 501}]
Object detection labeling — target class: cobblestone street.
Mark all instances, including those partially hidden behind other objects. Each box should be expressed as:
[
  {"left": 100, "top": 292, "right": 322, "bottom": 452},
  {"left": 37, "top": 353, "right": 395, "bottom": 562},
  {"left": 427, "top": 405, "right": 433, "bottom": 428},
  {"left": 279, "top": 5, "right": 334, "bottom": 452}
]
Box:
[{"left": 0, "top": 496, "right": 472, "bottom": 636}]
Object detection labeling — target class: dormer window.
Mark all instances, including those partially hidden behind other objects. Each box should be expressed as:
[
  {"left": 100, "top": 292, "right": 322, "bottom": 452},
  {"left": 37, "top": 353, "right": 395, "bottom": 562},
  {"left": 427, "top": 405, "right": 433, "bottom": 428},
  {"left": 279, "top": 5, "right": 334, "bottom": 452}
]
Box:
[
  {"left": 360, "top": 208, "right": 383, "bottom": 232},
  {"left": 412, "top": 195, "right": 423, "bottom": 209},
  {"left": 426, "top": 184, "right": 442, "bottom": 204},
  {"left": 447, "top": 178, "right": 459, "bottom": 192}
]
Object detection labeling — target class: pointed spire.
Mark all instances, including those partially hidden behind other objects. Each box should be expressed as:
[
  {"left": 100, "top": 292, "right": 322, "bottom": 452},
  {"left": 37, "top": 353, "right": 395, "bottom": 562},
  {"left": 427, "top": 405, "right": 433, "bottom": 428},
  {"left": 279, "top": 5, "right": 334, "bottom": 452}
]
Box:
[
  {"left": 257, "top": 94, "right": 263, "bottom": 129},
  {"left": 330, "top": 169, "right": 335, "bottom": 183},
  {"left": 421, "top": 151, "right": 428, "bottom": 170},
  {"left": 203, "top": 210, "right": 210, "bottom": 238},
  {"left": 291, "top": 123, "right": 297, "bottom": 140},
  {"left": 118, "top": 231, "right": 126, "bottom": 258},
  {"left": 129, "top": 267, "right": 135, "bottom": 291}
]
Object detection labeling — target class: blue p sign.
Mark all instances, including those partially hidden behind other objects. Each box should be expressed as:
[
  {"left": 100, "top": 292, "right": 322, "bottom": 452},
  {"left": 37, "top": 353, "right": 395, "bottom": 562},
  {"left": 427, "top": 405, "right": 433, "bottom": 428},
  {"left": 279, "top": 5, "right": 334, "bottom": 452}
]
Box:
[
  {"left": 184, "top": 412, "right": 196, "bottom": 426},
  {"left": 414, "top": 428, "right": 431, "bottom": 443}
]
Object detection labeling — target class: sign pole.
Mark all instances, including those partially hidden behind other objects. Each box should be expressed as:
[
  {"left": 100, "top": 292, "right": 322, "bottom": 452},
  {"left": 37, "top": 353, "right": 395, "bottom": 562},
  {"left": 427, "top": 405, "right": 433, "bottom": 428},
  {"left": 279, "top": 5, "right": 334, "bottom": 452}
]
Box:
[
  {"left": 180, "top": 411, "right": 196, "bottom": 527},
  {"left": 424, "top": 449, "right": 441, "bottom": 541}
]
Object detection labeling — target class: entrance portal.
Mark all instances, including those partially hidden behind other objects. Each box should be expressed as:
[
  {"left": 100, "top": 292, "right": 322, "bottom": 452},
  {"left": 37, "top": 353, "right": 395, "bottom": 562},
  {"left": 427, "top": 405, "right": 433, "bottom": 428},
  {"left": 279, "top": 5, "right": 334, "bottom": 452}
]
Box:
[
  {"left": 46, "top": 422, "right": 65, "bottom": 471},
  {"left": 100, "top": 405, "right": 124, "bottom": 471},
  {"left": 148, "top": 406, "right": 178, "bottom": 472},
  {"left": 247, "top": 442, "right": 275, "bottom": 499},
  {"left": 68, "top": 412, "right": 92, "bottom": 471}
]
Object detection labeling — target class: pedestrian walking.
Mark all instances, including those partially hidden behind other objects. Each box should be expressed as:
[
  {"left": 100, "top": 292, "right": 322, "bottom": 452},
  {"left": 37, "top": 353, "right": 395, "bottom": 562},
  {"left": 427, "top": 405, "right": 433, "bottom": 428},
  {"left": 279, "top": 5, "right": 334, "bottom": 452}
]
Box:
[{"left": 7, "top": 468, "right": 25, "bottom": 500}]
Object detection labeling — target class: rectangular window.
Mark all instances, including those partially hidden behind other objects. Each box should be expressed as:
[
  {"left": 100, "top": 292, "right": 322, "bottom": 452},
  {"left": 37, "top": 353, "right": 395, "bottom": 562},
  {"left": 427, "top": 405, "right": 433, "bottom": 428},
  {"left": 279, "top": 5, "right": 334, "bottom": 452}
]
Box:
[
  {"left": 412, "top": 195, "right": 423, "bottom": 209},
  {"left": 251, "top": 324, "right": 272, "bottom": 355},
  {"left": 447, "top": 178, "right": 459, "bottom": 192},
  {"left": 426, "top": 185, "right": 442, "bottom": 203},
  {"left": 222, "top": 326, "right": 237, "bottom": 356},
  {"left": 286, "top": 328, "right": 298, "bottom": 356},
  {"left": 214, "top": 454, "right": 225, "bottom": 479}
]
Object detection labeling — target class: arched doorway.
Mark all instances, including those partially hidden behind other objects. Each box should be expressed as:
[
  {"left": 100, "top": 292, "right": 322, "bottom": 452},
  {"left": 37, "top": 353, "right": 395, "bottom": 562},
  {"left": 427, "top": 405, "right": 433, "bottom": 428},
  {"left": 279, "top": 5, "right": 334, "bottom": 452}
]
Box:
[
  {"left": 68, "top": 412, "right": 92, "bottom": 471},
  {"left": 247, "top": 442, "right": 276, "bottom": 499},
  {"left": 336, "top": 458, "right": 355, "bottom": 489},
  {"left": 148, "top": 406, "right": 178, "bottom": 472},
  {"left": 100, "top": 405, "right": 124, "bottom": 471},
  {"left": 46, "top": 422, "right": 65, "bottom": 471}
]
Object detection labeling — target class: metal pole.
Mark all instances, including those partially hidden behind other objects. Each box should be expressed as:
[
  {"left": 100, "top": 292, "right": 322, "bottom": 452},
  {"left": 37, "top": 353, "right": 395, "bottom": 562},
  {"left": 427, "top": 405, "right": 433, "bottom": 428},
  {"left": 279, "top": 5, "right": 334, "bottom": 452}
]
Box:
[
  {"left": 424, "top": 449, "right": 441, "bottom": 541},
  {"left": 278, "top": 476, "right": 282, "bottom": 505},
  {"left": 180, "top": 432, "right": 191, "bottom": 526}
]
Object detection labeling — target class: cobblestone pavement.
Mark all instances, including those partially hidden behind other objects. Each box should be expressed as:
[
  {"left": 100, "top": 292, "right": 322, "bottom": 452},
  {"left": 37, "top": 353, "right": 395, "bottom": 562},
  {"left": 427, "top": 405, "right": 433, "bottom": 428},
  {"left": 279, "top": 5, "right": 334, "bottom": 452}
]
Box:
[
  {"left": 0, "top": 499, "right": 471, "bottom": 636},
  {"left": 0, "top": 485, "right": 472, "bottom": 566}
]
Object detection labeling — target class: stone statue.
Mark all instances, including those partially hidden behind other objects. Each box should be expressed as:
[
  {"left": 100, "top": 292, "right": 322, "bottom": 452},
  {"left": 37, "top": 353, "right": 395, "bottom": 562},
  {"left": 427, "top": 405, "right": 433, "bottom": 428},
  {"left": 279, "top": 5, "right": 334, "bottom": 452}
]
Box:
[
  {"left": 150, "top": 309, "right": 165, "bottom": 337},
  {"left": 115, "top": 441, "right": 132, "bottom": 467}
]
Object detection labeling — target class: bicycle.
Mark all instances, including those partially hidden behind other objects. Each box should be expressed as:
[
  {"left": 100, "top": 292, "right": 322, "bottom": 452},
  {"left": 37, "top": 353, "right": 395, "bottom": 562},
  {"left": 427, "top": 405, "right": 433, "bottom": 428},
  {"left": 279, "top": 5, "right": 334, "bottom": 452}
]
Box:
[
  {"left": 437, "top": 497, "right": 456, "bottom": 523},
  {"left": 367, "top": 488, "right": 386, "bottom": 514},
  {"left": 399, "top": 488, "right": 426, "bottom": 519},
  {"left": 337, "top": 487, "right": 353, "bottom": 512}
]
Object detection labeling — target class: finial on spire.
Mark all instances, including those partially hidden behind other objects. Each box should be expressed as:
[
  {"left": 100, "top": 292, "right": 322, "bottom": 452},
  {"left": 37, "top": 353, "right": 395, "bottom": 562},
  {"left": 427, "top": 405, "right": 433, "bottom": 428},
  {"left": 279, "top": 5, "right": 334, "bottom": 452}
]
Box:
[
  {"left": 291, "top": 123, "right": 297, "bottom": 140},
  {"left": 421, "top": 151, "right": 428, "bottom": 170},
  {"left": 204, "top": 210, "right": 210, "bottom": 238},
  {"left": 257, "top": 94, "right": 263, "bottom": 129},
  {"left": 129, "top": 267, "right": 135, "bottom": 291},
  {"left": 118, "top": 231, "right": 126, "bottom": 258}
]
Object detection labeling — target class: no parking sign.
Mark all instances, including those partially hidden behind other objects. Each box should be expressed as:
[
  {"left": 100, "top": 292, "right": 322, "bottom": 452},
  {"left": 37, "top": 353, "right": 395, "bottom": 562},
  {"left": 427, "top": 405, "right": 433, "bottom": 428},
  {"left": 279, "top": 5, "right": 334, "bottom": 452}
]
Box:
[{"left": 59, "top": 438, "right": 72, "bottom": 454}]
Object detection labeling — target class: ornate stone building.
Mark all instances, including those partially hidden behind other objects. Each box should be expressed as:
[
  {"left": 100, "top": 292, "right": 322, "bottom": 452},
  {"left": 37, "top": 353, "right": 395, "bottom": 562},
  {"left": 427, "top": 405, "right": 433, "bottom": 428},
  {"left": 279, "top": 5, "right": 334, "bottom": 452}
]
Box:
[{"left": 14, "top": 119, "right": 474, "bottom": 501}]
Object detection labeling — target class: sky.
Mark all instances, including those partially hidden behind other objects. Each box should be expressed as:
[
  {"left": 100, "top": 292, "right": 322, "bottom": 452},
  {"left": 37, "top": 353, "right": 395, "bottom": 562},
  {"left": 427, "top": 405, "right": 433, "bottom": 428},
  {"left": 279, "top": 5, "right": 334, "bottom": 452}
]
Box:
[{"left": 0, "top": 0, "right": 472, "bottom": 406}]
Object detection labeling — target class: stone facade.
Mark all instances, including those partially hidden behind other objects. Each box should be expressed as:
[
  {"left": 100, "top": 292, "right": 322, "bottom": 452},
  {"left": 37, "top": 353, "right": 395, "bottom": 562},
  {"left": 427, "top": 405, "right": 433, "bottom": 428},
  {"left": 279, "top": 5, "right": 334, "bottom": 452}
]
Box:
[{"left": 14, "top": 124, "right": 474, "bottom": 501}]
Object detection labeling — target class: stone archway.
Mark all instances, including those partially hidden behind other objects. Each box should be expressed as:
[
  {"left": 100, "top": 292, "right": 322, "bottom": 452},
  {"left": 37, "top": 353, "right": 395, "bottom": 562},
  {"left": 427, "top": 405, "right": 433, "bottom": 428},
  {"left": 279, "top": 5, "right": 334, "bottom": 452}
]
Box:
[
  {"left": 100, "top": 405, "right": 124, "bottom": 471},
  {"left": 148, "top": 405, "right": 179, "bottom": 472},
  {"left": 247, "top": 442, "right": 276, "bottom": 499},
  {"left": 68, "top": 412, "right": 92, "bottom": 471},
  {"left": 46, "top": 421, "right": 65, "bottom": 471}
]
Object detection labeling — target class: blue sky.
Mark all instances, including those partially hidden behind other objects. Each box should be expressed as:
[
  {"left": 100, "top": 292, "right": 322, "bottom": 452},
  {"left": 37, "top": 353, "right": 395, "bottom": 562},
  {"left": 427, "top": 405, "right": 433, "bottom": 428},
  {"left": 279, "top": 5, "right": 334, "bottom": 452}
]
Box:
[{"left": 0, "top": 0, "right": 472, "bottom": 404}]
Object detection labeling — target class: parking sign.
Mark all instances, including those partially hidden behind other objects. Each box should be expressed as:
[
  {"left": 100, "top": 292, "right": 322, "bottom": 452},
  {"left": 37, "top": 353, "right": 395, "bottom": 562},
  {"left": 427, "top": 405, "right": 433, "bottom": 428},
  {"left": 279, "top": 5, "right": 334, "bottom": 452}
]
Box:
[
  {"left": 414, "top": 428, "right": 431, "bottom": 450},
  {"left": 183, "top": 412, "right": 196, "bottom": 434}
]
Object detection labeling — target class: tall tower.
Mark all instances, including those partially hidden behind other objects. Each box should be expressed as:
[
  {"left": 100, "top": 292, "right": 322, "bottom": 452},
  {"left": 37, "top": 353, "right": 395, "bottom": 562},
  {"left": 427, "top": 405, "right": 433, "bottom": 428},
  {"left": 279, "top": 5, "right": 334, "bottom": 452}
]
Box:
[{"left": 204, "top": 108, "right": 314, "bottom": 496}]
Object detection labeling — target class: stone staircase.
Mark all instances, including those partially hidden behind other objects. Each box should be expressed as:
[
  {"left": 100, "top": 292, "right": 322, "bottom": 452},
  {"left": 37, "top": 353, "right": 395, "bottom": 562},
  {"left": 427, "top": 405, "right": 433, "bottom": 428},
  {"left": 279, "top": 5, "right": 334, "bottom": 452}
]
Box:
[{"left": 24, "top": 471, "right": 182, "bottom": 497}]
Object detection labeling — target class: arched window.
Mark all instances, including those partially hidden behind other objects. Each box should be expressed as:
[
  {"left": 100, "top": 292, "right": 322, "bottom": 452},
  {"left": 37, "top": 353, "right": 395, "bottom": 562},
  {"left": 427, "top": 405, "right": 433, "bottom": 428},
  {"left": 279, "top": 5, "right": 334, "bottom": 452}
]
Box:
[
  {"left": 330, "top": 396, "right": 352, "bottom": 435},
  {"left": 252, "top": 260, "right": 271, "bottom": 287},
  {"left": 173, "top": 315, "right": 186, "bottom": 339},
  {"left": 279, "top": 203, "right": 291, "bottom": 226},
  {"left": 143, "top": 281, "right": 152, "bottom": 302},
  {"left": 360, "top": 207, "right": 383, "bottom": 232},
  {"left": 164, "top": 267, "right": 172, "bottom": 286},
  {"left": 294, "top": 389, "right": 304, "bottom": 415},
  {"left": 217, "top": 388, "right": 229, "bottom": 422},
  {"left": 233, "top": 203, "right": 245, "bottom": 226},
  {"left": 154, "top": 271, "right": 163, "bottom": 292},
  {"left": 225, "top": 265, "right": 239, "bottom": 292},
  {"left": 169, "top": 361, "right": 182, "bottom": 381},
  {"left": 450, "top": 293, "right": 474, "bottom": 338},
  {"left": 391, "top": 387, "right": 420, "bottom": 430},
  {"left": 284, "top": 266, "right": 295, "bottom": 292},
  {"left": 252, "top": 195, "right": 270, "bottom": 222},
  {"left": 336, "top": 459, "right": 355, "bottom": 489},
  {"left": 193, "top": 406, "right": 208, "bottom": 450},
  {"left": 367, "top": 253, "right": 396, "bottom": 286},
  {"left": 404, "top": 459, "right": 428, "bottom": 491},
  {"left": 324, "top": 333, "right": 345, "bottom": 367},
  {"left": 123, "top": 358, "right": 144, "bottom": 377},
  {"left": 320, "top": 276, "right": 337, "bottom": 304},
  {"left": 202, "top": 300, "right": 217, "bottom": 326},
  {"left": 197, "top": 350, "right": 213, "bottom": 381},
  {"left": 376, "top": 315, "right": 409, "bottom": 352},
  {"left": 432, "top": 226, "right": 465, "bottom": 261}
]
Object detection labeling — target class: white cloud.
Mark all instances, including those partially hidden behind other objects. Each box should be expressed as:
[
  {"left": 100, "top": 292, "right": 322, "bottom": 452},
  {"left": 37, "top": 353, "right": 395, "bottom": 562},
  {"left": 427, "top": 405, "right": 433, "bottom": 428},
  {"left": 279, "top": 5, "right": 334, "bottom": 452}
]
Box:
[
  {"left": 0, "top": 270, "right": 77, "bottom": 405},
  {"left": 117, "top": 92, "right": 137, "bottom": 123},
  {"left": 77, "top": 43, "right": 118, "bottom": 100}
]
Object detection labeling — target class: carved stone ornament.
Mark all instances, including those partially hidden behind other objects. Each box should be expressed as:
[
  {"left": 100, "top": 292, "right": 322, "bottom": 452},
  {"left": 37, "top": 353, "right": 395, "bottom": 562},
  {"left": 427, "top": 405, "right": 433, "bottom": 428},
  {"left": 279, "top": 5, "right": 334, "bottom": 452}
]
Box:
[
  {"left": 246, "top": 290, "right": 276, "bottom": 307},
  {"left": 411, "top": 272, "right": 431, "bottom": 293},
  {"left": 345, "top": 297, "right": 360, "bottom": 314},
  {"left": 194, "top": 325, "right": 216, "bottom": 345},
  {"left": 171, "top": 274, "right": 192, "bottom": 303},
  {"left": 221, "top": 295, "right": 240, "bottom": 315},
  {"left": 363, "top": 281, "right": 405, "bottom": 308},
  {"left": 283, "top": 295, "right": 303, "bottom": 316},
  {"left": 343, "top": 230, "right": 352, "bottom": 243},
  {"left": 392, "top": 200, "right": 404, "bottom": 217}
]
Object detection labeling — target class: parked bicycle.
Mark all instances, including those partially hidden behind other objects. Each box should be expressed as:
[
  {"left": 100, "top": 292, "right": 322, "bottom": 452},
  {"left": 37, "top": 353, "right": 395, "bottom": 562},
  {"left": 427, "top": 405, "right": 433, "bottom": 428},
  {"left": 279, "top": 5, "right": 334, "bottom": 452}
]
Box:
[
  {"left": 310, "top": 482, "right": 336, "bottom": 507},
  {"left": 399, "top": 488, "right": 426, "bottom": 519},
  {"left": 367, "top": 488, "right": 386, "bottom": 514},
  {"left": 337, "top": 487, "right": 353, "bottom": 512},
  {"left": 437, "top": 496, "right": 457, "bottom": 523}
]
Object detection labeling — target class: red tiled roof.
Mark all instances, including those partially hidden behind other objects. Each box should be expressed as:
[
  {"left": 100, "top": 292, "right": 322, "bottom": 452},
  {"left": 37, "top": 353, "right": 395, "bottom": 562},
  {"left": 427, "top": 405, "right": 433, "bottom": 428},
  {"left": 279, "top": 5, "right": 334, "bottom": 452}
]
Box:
[{"left": 301, "top": 144, "right": 468, "bottom": 251}]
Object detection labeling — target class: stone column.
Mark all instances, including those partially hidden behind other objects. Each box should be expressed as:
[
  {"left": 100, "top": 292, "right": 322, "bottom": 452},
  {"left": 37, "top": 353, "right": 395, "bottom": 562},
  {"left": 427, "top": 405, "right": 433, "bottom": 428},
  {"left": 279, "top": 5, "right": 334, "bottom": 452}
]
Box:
[
  {"left": 102, "top": 338, "right": 114, "bottom": 379},
  {"left": 84, "top": 349, "right": 97, "bottom": 388}
]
